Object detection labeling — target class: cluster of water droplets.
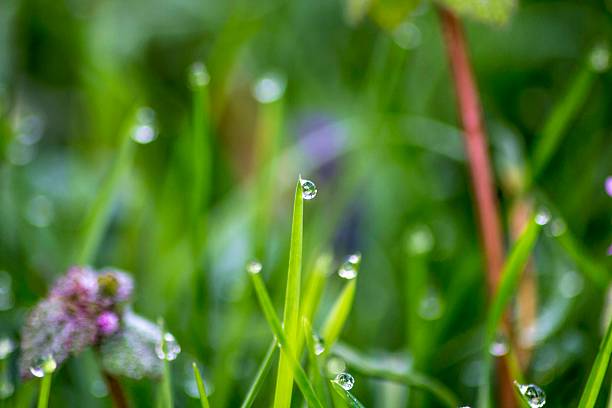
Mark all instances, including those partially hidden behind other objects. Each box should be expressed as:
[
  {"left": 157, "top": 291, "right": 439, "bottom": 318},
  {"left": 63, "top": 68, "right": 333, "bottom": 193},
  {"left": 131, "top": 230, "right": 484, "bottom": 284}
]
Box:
[
  {"left": 514, "top": 381, "right": 546, "bottom": 407},
  {"left": 338, "top": 253, "right": 360, "bottom": 280},
  {"left": 155, "top": 333, "right": 181, "bottom": 361},
  {"left": 131, "top": 107, "right": 157, "bottom": 144},
  {"left": 29, "top": 354, "right": 57, "bottom": 378},
  {"left": 300, "top": 178, "right": 317, "bottom": 200},
  {"left": 333, "top": 372, "right": 355, "bottom": 391}
]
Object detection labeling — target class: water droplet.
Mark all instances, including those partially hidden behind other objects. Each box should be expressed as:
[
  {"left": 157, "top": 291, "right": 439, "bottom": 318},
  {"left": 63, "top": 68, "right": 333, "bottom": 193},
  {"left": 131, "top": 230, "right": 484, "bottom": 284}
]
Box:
[
  {"left": 246, "top": 260, "right": 262, "bottom": 275},
  {"left": 326, "top": 357, "right": 346, "bottom": 376},
  {"left": 547, "top": 218, "right": 566, "bottom": 237},
  {"left": 0, "top": 380, "right": 14, "bottom": 399},
  {"left": 313, "top": 334, "right": 325, "bottom": 356},
  {"left": 558, "top": 270, "right": 583, "bottom": 298},
  {"left": 156, "top": 333, "right": 181, "bottom": 361},
  {"left": 300, "top": 178, "right": 317, "bottom": 200},
  {"left": 252, "top": 73, "right": 286, "bottom": 103},
  {"left": 590, "top": 44, "right": 610, "bottom": 72},
  {"left": 29, "top": 355, "right": 57, "bottom": 378},
  {"left": 90, "top": 379, "right": 108, "bottom": 398},
  {"left": 535, "top": 208, "right": 551, "bottom": 226},
  {"left": 25, "top": 195, "right": 55, "bottom": 228},
  {"left": 418, "top": 288, "right": 444, "bottom": 320},
  {"left": 333, "top": 372, "right": 355, "bottom": 391},
  {"left": 189, "top": 62, "right": 210, "bottom": 89},
  {"left": 0, "top": 338, "right": 15, "bottom": 360},
  {"left": 131, "top": 107, "right": 157, "bottom": 144},
  {"left": 405, "top": 225, "right": 434, "bottom": 255},
  {"left": 338, "top": 253, "right": 360, "bottom": 280},
  {"left": 393, "top": 22, "right": 422, "bottom": 50},
  {"left": 514, "top": 381, "right": 546, "bottom": 408},
  {"left": 489, "top": 333, "right": 509, "bottom": 357}
]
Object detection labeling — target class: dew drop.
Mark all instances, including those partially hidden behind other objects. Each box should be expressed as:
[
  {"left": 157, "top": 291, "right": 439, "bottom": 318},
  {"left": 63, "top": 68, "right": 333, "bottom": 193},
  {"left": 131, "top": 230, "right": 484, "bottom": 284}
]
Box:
[
  {"left": 547, "top": 218, "right": 566, "bottom": 237},
  {"left": 333, "top": 372, "right": 355, "bottom": 391},
  {"left": 253, "top": 73, "right": 286, "bottom": 103},
  {"left": 0, "top": 338, "right": 15, "bottom": 360},
  {"left": 189, "top": 62, "right": 210, "bottom": 89},
  {"left": 131, "top": 107, "right": 157, "bottom": 144},
  {"left": 29, "top": 355, "right": 57, "bottom": 378},
  {"left": 313, "top": 334, "right": 325, "bottom": 356},
  {"left": 534, "top": 208, "right": 551, "bottom": 226},
  {"left": 590, "top": 44, "right": 610, "bottom": 73},
  {"left": 338, "top": 253, "right": 360, "bottom": 280},
  {"left": 0, "top": 380, "right": 14, "bottom": 399},
  {"left": 90, "top": 379, "right": 108, "bottom": 398},
  {"left": 300, "top": 178, "right": 317, "bottom": 200},
  {"left": 156, "top": 333, "right": 181, "bottom": 361},
  {"left": 393, "top": 22, "right": 422, "bottom": 50},
  {"left": 405, "top": 225, "right": 434, "bottom": 255},
  {"left": 246, "top": 260, "right": 262, "bottom": 275},
  {"left": 514, "top": 381, "right": 546, "bottom": 408},
  {"left": 418, "top": 289, "right": 443, "bottom": 321},
  {"left": 489, "top": 333, "right": 509, "bottom": 357}
]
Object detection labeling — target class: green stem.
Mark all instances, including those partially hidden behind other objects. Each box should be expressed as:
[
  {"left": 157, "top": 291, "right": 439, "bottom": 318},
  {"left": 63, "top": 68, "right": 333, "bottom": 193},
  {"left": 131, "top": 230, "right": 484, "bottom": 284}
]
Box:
[
  {"left": 240, "top": 340, "right": 277, "bottom": 408},
  {"left": 36, "top": 375, "right": 52, "bottom": 408}
]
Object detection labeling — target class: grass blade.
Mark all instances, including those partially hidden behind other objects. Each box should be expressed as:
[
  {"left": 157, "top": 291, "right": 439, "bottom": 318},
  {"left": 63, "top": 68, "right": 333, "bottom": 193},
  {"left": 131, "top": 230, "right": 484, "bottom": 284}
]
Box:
[
  {"left": 303, "top": 318, "right": 333, "bottom": 407},
  {"left": 192, "top": 362, "right": 211, "bottom": 408},
  {"left": 332, "top": 342, "right": 459, "bottom": 408},
  {"left": 274, "top": 179, "right": 304, "bottom": 408},
  {"left": 478, "top": 217, "right": 543, "bottom": 408},
  {"left": 578, "top": 320, "right": 612, "bottom": 408},
  {"left": 330, "top": 380, "right": 366, "bottom": 408},
  {"left": 240, "top": 339, "right": 277, "bottom": 408},
  {"left": 158, "top": 319, "right": 173, "bottom": 408},
  {"left": 36, "top": 374, "right": 52, "bottom": 408},
  {"left": 320, "top": 255, "right": 360, "bottom": 349},
  {"left": 249, "top": 267, "right": 324, "bottom": 408}
]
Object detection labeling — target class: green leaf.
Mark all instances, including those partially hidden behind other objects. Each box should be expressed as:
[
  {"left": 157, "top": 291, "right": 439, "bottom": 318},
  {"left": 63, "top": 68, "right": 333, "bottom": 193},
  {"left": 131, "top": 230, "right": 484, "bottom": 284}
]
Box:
[
  {"left": 330, "top": 380, "right": 366, "bottom": 408},
  {"left": 192, "top": 362, "right": 211, "bottom": 408},
  {"left": 240, "top": 340, "right": 277, "bottom": 408},
  {"left": 435, "top": 0, "right": 516, "bottom": 26},
  {"left": 249, "top": 269, "right": 324, "bottom": 408},
  {"left": 274, "top": 179, "right": 304, "bottom": 408},
  {"left": 578, "top": 320, "right": 612, "bottom": 408}
]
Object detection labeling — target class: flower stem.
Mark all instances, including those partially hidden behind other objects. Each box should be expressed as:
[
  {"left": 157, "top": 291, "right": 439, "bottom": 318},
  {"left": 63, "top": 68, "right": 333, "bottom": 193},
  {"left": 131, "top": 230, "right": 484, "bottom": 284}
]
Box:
[
  {"left": 437, "top": 7, "right": 514, "bottom": 408},
  {"left": 36, "top": 374, "right": 52, "bottom": 408},
  {"left": 103, "top": 372, "right": 129, "bottom": 408}
]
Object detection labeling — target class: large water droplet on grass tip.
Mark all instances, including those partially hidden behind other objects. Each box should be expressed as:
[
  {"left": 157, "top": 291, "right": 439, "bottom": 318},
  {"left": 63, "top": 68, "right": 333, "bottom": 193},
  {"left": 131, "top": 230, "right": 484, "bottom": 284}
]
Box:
[
  {"left": 0, "top": 338, "right": 15, "bottom": 360},
  {"left": 156, "top": 333, "right": 181, "bottom": 361},
  {"left": 514, "top": 381, "right": 546, "bottom": 407},
  {"left": 334, "top": 372, "right": 355, "bottom": 391},
  {"left": 253, "top": 73, "right": 286, "bottom": 103},
  {"left": 246, "top": 260, "right": 262, "bottom": 275},
  {"left": 30, "top": 355, "right": 57, "bottom": 378},
  {"left": 189, "top": 62, "right": 210, "bottom": 88},
  {"left": 489, "top": 333, "right": 509, "bottom": 357},
  {"left": 300, "top": 178, "right": 317, "bottom": 200},
  {"left": 535, "top": 209, "right": 551, "bottom": 226},
  {"left": 131, "top": 107, "right": 157, "bottom": 144},
  {"left": 338, "top": 253, "right": 360, "bottom": 280}
]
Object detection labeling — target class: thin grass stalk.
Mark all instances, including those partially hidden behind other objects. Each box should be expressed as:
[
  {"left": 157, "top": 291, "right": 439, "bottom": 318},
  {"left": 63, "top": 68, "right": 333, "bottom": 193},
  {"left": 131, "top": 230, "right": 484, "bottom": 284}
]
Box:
[
  {"left": 274, "top": 179, "right": 304, "bottom": 408},
  {"left": 303, "top": 318, "right": 332, "bottom": 407},
  {"left": 36, "top": 375, "right": 51, "bottom": 408},
  {"left": 437, "top": 7, "right": 512, "bottom": 407},
  {"left": 577, "top": 320, "right": 612, "bottom": 408},
  {"left": 330, "top": 381, "right": 366, "bottom": 408},
  {"left": 240, "top": 339, "right": 277, "bottom": 408},
  {"left": 192, "top": 362, "right": 211, "bottom": 408},
  {"left": 321, "top": 278, "right": 357, "bottom": 351}
]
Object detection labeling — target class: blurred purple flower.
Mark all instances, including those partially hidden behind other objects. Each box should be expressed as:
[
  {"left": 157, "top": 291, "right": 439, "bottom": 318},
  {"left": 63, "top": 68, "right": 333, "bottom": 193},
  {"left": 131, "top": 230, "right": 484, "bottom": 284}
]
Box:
[
  {"left": 608, "top": 244, "right": 612, "bottom": 256},
  {"left": 51, "top": 266, "right": 98, "bottom": 304},
  {"left": 97, "top": 311, "right": 120, "bottom": 336},
  {"left": 606, "top": 176, "right": 612, "bottom": 197}
]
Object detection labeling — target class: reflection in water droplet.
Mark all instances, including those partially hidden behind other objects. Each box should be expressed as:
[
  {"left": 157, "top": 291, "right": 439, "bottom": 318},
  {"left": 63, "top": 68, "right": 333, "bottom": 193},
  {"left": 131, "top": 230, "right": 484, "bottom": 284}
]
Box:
[
  {"left": 489, "top": 333, "right": 509, "bottom": 357},
  {"left": 590, "top": 44, "right": 610, "bottom": 72},
  {"left": 29, "top": 355, "right": 57, "bottom": 378},
  {"left": 514, "top": 381, "right": 546, "bottom": 407},
  {"left": 406, "top": 225, "right": 434, "bottom": 255},
  {"left": 393, "top": 22, "right": 422, "bottom": 50},
  {"left": 246, "top": 260, "right": 262, "bottom": 275},
  {"left": 253, "top": 73, "right": 286, "bottom": 103},
  {"left": 418, "top": 289, "right": 443, "bottom": 321},
  {"left": 189, "top": 62, "right": 210, "bottom": 89},
  {"left": 0, "top": 338, "right": 15, "bottom": 360},
  {"left": 156, "top": 333, "right": 181, "bottom": 361},
  {"left": 558, "top": 270, "right": 583, "bottom": 298},
  {"left": 326, "top": 357, "right": 346, "bottom": 376},
  {"left": 333, "top": 372, "right": 355, "bottom": 391},
  {"left": 25, "top": 195, "right": 55, "bottom": 228},
  {"left": 131, "top": 107, "right": 157, "bottom": 144},
  {"left": 300, "top": 178, "right": 317, "bottom": 200},
  {"left": 338, "top": 253, "right": 360, "bottom": 280},
  {"left": 313, "top": 334, "right": 325, "bottom": 356},
  {"left": 535, "top": 209, "right": 551, "bottom": 226}
]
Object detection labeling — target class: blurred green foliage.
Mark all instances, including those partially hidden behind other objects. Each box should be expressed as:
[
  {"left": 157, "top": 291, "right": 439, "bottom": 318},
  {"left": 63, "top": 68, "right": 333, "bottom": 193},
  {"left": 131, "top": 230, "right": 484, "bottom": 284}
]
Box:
[{"left": 0, "top": 0, "right": 611, "bottom": 406}]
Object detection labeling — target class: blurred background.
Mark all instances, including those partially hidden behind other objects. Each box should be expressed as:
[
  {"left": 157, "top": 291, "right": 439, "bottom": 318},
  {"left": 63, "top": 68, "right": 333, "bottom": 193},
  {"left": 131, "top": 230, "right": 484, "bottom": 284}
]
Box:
[{"left": 0, "top": 0, "right": 611, "bottom": 406}]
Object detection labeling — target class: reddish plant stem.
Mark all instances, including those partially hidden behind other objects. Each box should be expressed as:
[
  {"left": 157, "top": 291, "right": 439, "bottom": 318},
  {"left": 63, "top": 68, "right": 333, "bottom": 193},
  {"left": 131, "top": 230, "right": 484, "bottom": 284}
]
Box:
[
  {"left": 437, "top": 8, "right": 515, "bottom": 408},
  {"left": 103, "top": 372, "right": 129, "bottom": 408}
]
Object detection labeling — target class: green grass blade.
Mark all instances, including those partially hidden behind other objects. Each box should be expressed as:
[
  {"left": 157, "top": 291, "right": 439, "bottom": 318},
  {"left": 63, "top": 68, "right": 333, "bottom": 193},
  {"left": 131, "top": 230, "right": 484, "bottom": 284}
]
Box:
[
  {"left": 478, "top": 217, "right": 543, "bottom": 408},
  {"left": 158, "top": 319, "right": 173, "bottom": 408},
  {"left": 332, "top": 343, "right": 458, "bottom": 408},
  {"left": 192, "top": 362, "right": 210, "bottom": 408},
  {"left": 578, "top": 320, "right": 612, "bottom": 408},
  {"left": 330, "top": 380, "right": 366, "bottom": 408},
  {"left": 76, "top": 125, "right": 135, "bottom": 265},
  {"left": 36, "top": 375, "right": 52, "bottom": 408},
  {"left": 240, "top": 339, "right": 277, "bottom": 408},
  {"left": 303, "top": 318, "right": 332, "bottom": 406},
  {"left": 321, "top": 256, "right": 360, "bottom": 349},
  {"left": 274, "top": 179, "right": 304, "bottom": 408},
  {"left": 249, "top": 268, "right": 324, "bottom": 408}
]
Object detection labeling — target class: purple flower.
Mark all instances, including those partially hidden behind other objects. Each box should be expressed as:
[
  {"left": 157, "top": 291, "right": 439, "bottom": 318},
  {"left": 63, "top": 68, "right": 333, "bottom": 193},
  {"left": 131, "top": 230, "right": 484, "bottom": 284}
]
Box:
[
  {"left": 605, "top": 176, "right": 612, "bottom": 197},
  {"left": 51, "top": 266, "right": 98, "bottom": 304},
  {"left": 98, "top": 269, "right": 134, "bottom": 305},
  {"left": 97, "top": 311, "right": 120, "bottom": 336},
  {"left": 608, "top": 243, "right": 612, "bottom": 256}
]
